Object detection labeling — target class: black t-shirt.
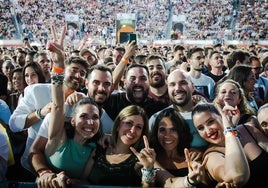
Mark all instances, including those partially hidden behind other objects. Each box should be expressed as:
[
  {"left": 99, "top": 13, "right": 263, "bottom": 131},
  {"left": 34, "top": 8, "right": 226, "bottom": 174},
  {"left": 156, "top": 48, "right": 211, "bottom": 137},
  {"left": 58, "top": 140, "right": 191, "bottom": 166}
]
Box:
[
  {"left": 0, "top": 73, "right": 8, "bottom": 96},
  {"left": 103, "top": 92, "right": 169, "bottom": 120},
  {"left": 205, "top": 71, "right": 226, "bottom": 84}
]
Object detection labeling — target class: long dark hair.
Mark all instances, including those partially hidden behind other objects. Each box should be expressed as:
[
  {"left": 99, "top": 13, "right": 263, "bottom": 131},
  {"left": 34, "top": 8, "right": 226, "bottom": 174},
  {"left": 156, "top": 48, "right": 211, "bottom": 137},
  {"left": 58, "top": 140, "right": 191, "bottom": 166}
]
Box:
[
  {"left": 65, "top": 97, "right": 103, "bottom": 144},
  {"left": 111, "top": 105, "right": 149, "bottom": 151},
  {"left": 150, "top": 108, "right": 192, "bottom": 156},
  {"left": 22, "top": 62, "right": 46, "bottom": 85}
]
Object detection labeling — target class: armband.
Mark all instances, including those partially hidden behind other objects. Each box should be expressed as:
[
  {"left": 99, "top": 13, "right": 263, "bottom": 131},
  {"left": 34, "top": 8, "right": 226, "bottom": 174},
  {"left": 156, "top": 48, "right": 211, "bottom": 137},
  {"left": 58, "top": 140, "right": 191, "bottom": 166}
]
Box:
[
  {"left": 52, "top": 66, "right": 64, "bottom": 74},
  {"left": 36, "top": 108, "right": 45, "bottom": 120},
  {"left": 38, "top": 169, "right": 52, "bottom": 177},
  {"left": 224, "top": 126, "right": 238, "bottom": 137},
  {"left": 141, "top": 167, "right": 160, "bottom": 184},
  {"left": 187, "top": 176, "right": 198, "bottom": 187},
  {"left": 51, "top": 72, "right": 65, "bottom": 85},
  {"left": 121, "top": 58, "right": 129, "bottom": 64}
]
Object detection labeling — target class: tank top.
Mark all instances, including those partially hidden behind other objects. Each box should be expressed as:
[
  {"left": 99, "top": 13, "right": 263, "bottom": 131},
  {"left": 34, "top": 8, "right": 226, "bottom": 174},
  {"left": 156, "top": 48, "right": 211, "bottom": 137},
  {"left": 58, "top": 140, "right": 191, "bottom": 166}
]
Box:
[
  {"left": 88, "top": 146, "right": 140, "bottom": 186},
  {"left": 46, "top": 139, "right": 95, "bottom": 178}
]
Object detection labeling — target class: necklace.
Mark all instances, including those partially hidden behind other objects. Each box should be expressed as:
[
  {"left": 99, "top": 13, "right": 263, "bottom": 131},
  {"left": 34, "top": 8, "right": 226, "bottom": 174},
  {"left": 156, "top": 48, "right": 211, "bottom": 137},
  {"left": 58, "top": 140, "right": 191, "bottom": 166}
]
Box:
[{"left": 108, "top": 148, "right": 131, "bottom": 155}]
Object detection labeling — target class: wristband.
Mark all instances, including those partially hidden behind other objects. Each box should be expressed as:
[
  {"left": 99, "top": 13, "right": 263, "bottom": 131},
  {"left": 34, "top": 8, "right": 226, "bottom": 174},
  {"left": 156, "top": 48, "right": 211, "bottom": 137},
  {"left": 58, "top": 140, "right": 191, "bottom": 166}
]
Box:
[
  {"left": 224, "top": 126, "right": 238, "bottom": 137},
  {"left": 187, "top": 176, "right": 197, "bottom": 186},
  {"left": 36, "top": 108, "right": 45, "bottom": 120},
  {"left": 51, "top": 72, "right": 65, "bottom": 85},
  {"left": 141, "top": 167, "right": 160, "bottom": 183},
  {"left": 38, "top": 169, "right": 52, "bottom": 177},
  {"left": 52, "top": 66, "right": 64, "bottom": 74},
  {"left": 121, "top": 58, "right": 129, "bottom": 64}
]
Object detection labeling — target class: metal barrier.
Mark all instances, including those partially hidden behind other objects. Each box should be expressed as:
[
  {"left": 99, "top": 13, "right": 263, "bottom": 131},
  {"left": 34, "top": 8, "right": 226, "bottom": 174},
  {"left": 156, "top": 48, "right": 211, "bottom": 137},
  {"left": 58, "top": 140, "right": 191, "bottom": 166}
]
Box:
[{"left": 0, "top": 182, "right": 142, "bottom": 188}]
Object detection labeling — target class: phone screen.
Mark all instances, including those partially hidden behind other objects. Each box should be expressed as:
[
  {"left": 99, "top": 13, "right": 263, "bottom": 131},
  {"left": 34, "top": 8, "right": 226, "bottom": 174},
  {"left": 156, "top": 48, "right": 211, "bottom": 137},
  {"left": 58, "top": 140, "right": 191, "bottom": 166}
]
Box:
[{"left": 129, "top": 33, "right": 137, "bottom": 44}]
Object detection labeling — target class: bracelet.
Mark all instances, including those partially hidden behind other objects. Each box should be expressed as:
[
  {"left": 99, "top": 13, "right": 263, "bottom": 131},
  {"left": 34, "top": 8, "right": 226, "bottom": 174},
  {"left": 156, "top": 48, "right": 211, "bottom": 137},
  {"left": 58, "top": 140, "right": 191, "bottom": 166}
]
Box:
[
  {"left": 187, "top": 176, "right": 197, "bottom": 186},
  {"left": 52, "top": 66, "right": 64, "bottom": 74},
  {"left": 36, "top": 108, "right": 45, "bottom": 120},
  {"left": 36, "top": 168, "right": 50, "bottom": 174},
  {"left": 38, "top": 169, "right": 52, "bottom": 177},
  {"left": 121, "top": 58, "right": 129, "bottom": 64},
  {"left": 51, "top": 72, "right": 65, "bottom": 85},
  {"left": 224, "top": 126, "right": 238, "bottom": 137},
  {"left": 141, "top": 167, "right": 160, "bottom": 183}
]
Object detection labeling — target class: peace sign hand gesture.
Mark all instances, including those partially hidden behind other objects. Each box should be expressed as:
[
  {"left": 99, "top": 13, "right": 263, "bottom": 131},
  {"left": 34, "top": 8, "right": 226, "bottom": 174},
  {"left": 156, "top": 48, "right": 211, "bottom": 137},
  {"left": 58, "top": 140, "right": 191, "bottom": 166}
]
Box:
[
  {"left": 46, "top": 24, "right": 66, "bottom": 67},
  {"left": 130, "top": 135, "right": 156, "bottom": 169},
  {"left": 185, "top": 148, "right": 208, "bottom": 186}
]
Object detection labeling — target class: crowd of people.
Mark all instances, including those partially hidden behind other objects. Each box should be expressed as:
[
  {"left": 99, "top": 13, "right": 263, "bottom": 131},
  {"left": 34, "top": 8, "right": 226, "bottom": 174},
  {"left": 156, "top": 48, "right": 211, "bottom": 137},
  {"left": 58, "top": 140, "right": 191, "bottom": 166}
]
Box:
[
  {"left": 0, "top": 0, "right": 268, "bottom": 188},
  {"left": 1, "top": 0, "right": 267, "bottom": 44},
  {"left": 0, "top": 19, "right": 268, "bottom": 187}
]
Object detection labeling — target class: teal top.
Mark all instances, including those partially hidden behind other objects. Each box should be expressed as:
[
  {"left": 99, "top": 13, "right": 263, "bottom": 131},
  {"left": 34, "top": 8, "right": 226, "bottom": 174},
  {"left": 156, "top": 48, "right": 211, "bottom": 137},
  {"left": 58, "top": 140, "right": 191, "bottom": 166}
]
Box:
[{"left": 46, "top": 139, "right": 96, "bottom": 178}]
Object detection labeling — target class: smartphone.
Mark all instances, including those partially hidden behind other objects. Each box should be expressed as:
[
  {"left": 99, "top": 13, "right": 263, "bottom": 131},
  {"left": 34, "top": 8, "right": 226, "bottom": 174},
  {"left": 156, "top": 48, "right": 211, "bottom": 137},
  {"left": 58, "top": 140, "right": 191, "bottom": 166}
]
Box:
[{"left": 129, "top": 33, "right": 137, "bottom": 44}]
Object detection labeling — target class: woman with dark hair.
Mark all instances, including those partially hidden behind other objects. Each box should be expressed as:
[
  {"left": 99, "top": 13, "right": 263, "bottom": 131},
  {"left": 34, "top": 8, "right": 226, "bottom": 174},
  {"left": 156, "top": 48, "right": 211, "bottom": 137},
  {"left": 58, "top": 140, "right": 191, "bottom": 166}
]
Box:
[
  {"left": 191, "top": 102, "right": 250, "bottom": 187},
  {"left": 89, "top": 105, "right": 156, "bottom": 188},
  {"left": 226, "top": 64, "right": 258, "bottom": 112},
  {"left": 150, "top": 108, "right": 192, "bottom": 177},
  {"left": 22, "top": 62, "right": 46, "bottom": 86},
  {"left": 8, "top": 67, "right": 26, "bottom": 112},
  {"left": 150, "top": 108, "right": 208, "bottom": 187},
  {"left": 192, "top": 102, "right": 268, "bottom": 187},
  {"left": 43, "top": 41, "right": 103, "bottom": 185},
  {"left": 1, "top": 59, "right": 15, "bottom": 94}
]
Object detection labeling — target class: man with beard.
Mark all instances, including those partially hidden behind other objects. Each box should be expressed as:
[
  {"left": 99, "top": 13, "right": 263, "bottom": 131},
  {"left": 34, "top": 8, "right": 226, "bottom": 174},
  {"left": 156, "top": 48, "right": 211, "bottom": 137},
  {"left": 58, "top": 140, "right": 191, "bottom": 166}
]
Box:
[
  {"left": 165, "top": 44, "right": 188, "bottom": 71},
  {"left": 15, "top": 48, "right": 27, "bottom": 67},
  {"left": 149, "top": 69, "right": 208, "bottom": 149},
  {"left": 9, "top": 55, "right": 89, "bottom": 176},
  {"left": 249, "top": 55, "right": 268, "bottom": 108},
  {"left": 61, "top": 64, "right": 114, "bottom": 133},
  {"left": 205, "top": 50, "right": 226, "bottom": 84},
  {"left": 34, "top": 51, "right": 52, "bottom": 83},
  {"left": 145, "top": 54, "right": 171, "bottom": 105},
  {"left": 187, "top": 47, "right": 215, "bottom": 101},
  {"left": 28, "top": 64, "right": 114, "bottom": 186},
  {"left": 144, "top": 54, "right": 207, "bottom": 106},
  {"left": 79, "top": 48, "right": 99, "bottom": 66},
  {"left": 104, "top": 63, "right": 169, "bottom": 121},
  {"left": 103, "top": 42, "right": 169, "bottom": 121}
]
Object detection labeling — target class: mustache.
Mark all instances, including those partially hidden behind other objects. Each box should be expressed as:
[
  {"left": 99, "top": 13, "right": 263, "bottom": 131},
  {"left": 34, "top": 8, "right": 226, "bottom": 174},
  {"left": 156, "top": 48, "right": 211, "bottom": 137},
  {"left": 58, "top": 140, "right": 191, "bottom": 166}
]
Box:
[
  {"left": 96, "top": 91, "right": 107, "bottom": 95},
  {"left": 151, "top": 72, "right": 162, "bottom": 77}
]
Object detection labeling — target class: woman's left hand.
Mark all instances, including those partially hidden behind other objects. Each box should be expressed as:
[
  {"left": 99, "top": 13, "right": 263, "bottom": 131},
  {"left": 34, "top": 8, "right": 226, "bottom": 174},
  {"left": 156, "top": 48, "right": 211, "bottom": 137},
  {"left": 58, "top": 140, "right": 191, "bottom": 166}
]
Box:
[
  {"left": 51, "top": 171, "right": 72, "bottom": 188},
  {"left": 130, "top": 135, "right": 156, "bottom": 169},
  {"left": 185, "top": 148, "right": 208, "bottom": 185}
]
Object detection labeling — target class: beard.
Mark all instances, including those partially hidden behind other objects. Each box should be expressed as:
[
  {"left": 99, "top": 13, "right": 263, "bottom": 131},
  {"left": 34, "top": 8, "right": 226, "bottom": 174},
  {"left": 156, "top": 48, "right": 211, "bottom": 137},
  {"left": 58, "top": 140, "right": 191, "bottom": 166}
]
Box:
[
  {"left": 65, "top": 76, "right": 84, "bottom": 91},
  {"left": 92, "top": 91, "right": 108, "bottom": 106},
  {"left": 171, "top": 91, "right": 191, "bottom": 107},
  {"left": 194, "top": 67, "right": 203, "bottom": 71},
  {"left": 126, "top": 86, "right": 149, "bottom": 104},
  {"left": 150, "top": 78, "right": 166, "bottom": 88}
]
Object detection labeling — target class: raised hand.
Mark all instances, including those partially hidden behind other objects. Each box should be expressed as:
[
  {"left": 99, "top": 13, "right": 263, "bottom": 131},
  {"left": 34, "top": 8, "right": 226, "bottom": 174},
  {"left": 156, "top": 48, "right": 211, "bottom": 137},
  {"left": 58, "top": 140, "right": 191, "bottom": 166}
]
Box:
[
  {"left": 185, "top": 148, "right": 208, "bottom": 185},
  {"left": 122, "top": 41, "right": 137, "bottom": 60},
  {"left": 130, "top": 135, "right": 156, "bottom": 169},
  {"left": 221, "top": 101, "right": 240, "bottom": 127},
  {"left": 46, "top": 24, "right": 66, "bottom": 66}
]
